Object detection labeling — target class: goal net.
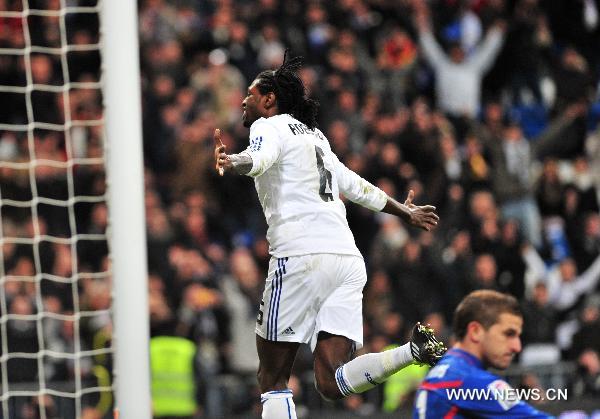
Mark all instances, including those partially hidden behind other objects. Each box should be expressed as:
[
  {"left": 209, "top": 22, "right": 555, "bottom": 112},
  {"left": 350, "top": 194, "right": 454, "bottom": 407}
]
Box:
[{"left": 0, "top": 1, "right": 120, "bottom": 418}]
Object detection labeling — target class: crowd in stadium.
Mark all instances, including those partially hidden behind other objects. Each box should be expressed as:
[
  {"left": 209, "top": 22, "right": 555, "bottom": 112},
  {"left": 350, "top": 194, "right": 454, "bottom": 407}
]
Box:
[{"left": 1, "top": 0, "right": 600, "bottom": 417}]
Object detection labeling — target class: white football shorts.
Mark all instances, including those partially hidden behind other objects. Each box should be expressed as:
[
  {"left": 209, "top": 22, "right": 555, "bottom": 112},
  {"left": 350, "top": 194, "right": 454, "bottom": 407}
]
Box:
[{"left": 255, "top": 253, "right": 367, "bottom": 351}]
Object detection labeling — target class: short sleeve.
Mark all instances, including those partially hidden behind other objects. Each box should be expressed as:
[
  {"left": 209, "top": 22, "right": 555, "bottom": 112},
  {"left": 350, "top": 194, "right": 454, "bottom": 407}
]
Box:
[{"left": 244, "top": 119, "right": 282, "bottom": 177}]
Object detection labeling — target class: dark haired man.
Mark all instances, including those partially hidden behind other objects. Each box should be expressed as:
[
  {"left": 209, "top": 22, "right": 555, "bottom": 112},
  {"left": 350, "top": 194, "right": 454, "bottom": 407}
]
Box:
[
  {"left": 414, "top": 290, "right": 553, "bottom": 417},
  {"left": 214, "top": 53, "right": 445, "bottom": 418}
]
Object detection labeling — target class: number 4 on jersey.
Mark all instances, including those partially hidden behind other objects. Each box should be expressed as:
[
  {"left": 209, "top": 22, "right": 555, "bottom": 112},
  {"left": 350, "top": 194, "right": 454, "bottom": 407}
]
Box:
[{"left": 314, "top": 145, "right": 333, "bottom": 202}]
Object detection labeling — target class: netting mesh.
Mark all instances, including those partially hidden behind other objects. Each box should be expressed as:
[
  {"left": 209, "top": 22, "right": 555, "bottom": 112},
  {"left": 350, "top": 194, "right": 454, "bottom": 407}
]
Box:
[{"left": 0, "top": 1, "right": 114, "bottom": 418}]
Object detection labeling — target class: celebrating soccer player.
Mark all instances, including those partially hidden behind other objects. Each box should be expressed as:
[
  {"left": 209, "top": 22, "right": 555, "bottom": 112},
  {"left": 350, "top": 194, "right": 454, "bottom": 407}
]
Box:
[{"left": 214, "top": 52, "right": 445, "bottom": 419}]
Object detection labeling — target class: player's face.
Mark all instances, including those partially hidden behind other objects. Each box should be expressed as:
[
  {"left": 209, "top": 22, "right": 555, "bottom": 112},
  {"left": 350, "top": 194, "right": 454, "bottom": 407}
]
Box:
[
  {"left": 480, "top": 313, "right": 522, "bottom": 370},
  {"left": 242, "top": 79, "right": 266, "bottom": 127}
]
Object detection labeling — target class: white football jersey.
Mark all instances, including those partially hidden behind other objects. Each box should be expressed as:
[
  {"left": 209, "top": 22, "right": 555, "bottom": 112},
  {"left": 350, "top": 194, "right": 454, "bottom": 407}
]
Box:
[{"left": 243, "top": 114, "right": 388, "bottom": 257}]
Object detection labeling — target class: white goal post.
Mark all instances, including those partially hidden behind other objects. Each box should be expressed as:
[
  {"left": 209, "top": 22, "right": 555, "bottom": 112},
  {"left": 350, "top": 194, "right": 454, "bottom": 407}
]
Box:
[{"left": 100, "top": 0, "right": 151, "bottom": 418}]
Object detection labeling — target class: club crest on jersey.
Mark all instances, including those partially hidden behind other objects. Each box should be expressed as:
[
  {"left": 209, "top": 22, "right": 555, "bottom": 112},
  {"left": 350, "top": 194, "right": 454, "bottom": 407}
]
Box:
[
  {"left": 249, "top": 136, "right": 263, "bottom": 151},
  {"left": 487, "top": 379, "right": 519, "bottom": 410}
]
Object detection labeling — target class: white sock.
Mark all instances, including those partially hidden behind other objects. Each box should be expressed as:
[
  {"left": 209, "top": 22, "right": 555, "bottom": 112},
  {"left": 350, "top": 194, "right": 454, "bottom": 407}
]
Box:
[
  {"left": 261, "top": 389, "right": 297, "bottom": 419},
  {"left": 335, "top": 343, "right": 414, "bottom": 396}
]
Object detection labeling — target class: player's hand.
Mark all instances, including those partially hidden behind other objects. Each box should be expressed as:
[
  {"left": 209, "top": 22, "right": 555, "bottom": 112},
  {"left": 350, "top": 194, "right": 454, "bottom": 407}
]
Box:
[
  {"left": 404, "top": 189, "right": 439, "bottom": 231},
  {"left": 214, "top": 128, "right": 226, "bottom": 176}
]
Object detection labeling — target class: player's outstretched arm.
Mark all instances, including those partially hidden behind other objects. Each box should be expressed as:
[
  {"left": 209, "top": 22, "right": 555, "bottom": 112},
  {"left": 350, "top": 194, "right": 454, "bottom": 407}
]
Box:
[
  {"left": 332, "top": 154, "right": 438, "bottom": 229},
  {"left": 382, "top": 190, "right": 439, "bottom": 231},
  {"left": 214, "top": 128, "right": 253, "bottom": 176}
]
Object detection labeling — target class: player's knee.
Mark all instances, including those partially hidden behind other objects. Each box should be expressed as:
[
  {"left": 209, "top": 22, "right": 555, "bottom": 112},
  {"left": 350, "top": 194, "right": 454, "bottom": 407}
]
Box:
[{"left": 314, "top": 372, "right": 344, "bottom": 401}]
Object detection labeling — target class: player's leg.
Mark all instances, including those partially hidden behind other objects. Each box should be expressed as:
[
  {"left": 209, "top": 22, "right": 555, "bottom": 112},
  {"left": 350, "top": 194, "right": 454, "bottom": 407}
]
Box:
[
  {"left": 311, "top": 255, "right": 446, "bottom": 400},
  {"left": 312, "top": 309, "right": 417, "bottom": 399},
  {"left": 256, "top": 335, "right": 300, "bottom": 419},
  {"left": 256, "top": 336, "right": 300, "bottom": 391},
  {"left": 312, "top": 331, "right": 355, "bottom": 400},
  {"left": 321, "top": 323, "right": 446, "bottom": 399},
  {"left": 255, "top": 256, "right": 313, "bottom": 419}
]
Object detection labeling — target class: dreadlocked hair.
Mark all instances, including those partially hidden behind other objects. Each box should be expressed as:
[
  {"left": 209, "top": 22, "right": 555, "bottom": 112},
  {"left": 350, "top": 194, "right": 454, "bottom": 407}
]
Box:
[{"left": 255, "top": 50, "right": 319, "bottom": 129}]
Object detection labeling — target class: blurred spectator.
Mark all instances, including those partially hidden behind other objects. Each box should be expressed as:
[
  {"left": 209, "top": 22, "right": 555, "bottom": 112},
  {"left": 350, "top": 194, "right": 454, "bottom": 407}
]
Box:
[
  {"left": 363, "top": 270, "right": 398, "bottom": 328},
  {"left": 571, "top": 212, "right": 600, "bottom": 271},
  {"left": 495, "top": 219, "right": 527, "bottom": 299},
  {"left": 388, "top": 239, "right": 441, "bottom": 323},
  {"left": 173, "top": 120, "right": 223, "bottom": 204},
  {"left": 521, "top": 282, "right": 559, "bottom": 345},
  {"left": 466, "top": 189, "right": 499, "bottom": 237},
  {"left": 461, "top": 133, "right": 493, "bottom": 194},
  {"left": 190, "top": 48, "right": 245, "bottom": 128},
  {"left": 504, "top": 0, "right": 551, "bottom": 105},
  {"left": 369, "top": 214, "right": 409, "bottom": 272},
  {"left": 31, "top": 55, "right": 62, "bottom": 125},
  {"left": 571, "top": 349, "right": 600, "bottom": 397},
  {"left": 430, "top": 229, "right": 473, "bottom": 322},
  {"left": 570, "top": 156, "right": 600, "bottom": 215},
  {"left": 474, "top": 99, "right": 505, "bottom": 143},
  {"left": 325, "top": 88, "right": 367, "bottom": 152},
  {"left": 220, "top": 247, "right": 261, "bottom": 374},
  {"left": 545, "top": 0, "right": 600, "bottom": 79},
  {"left": 304, "top": 2, "right": 335, "bottom": 64},
  {"left": 544, "top": 255, "right": 600, "bottom": 312},
  {"left": 147, "top": 203, "right": 176, "bottom": 280},
  {"left": 366, "top": 144, "right": 405, "bottom": 193},
  {"left": 544, "top": 47, "right": 595, "bottom": 158},
  {"left": 255, "top": 23, "right": 286, "bottom": 70},
  {"left": 148, "top": 273, "right": 175, "bottom": 337},
  {"left": 139, "top": 0, "right": 178, "bottom": 43},
  {"left": 486, "top": 121, "right": 543, "bottom": 247},
  {"left": 376, "top": 26, "right": 418, "bottom": 108},
  {"left": 439, "top": 131, "right": 461, "bottom": 183},
  {"left": 150, "top": 335, "right": 199, "bottom": 418},
  {"left": 535, "top": 158, "right": 566, "bottom": 218},
  {"left": 4, "top": 295, "right": 50, "bottom": 393},
  {"left": 415, "top": 5, "right": 505, "bottom": 137},
  {"left": 225, "top": 21, "right": 260, "bottom": 83},
  {"left": 399, "top": 99, "right": 447, "bottom": 206},
  {"left": 570, "top": 294, "right": 600, "bottom": 359},
  {"left": 470, "top": 253, "right": 499, "bottom": 291}
]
